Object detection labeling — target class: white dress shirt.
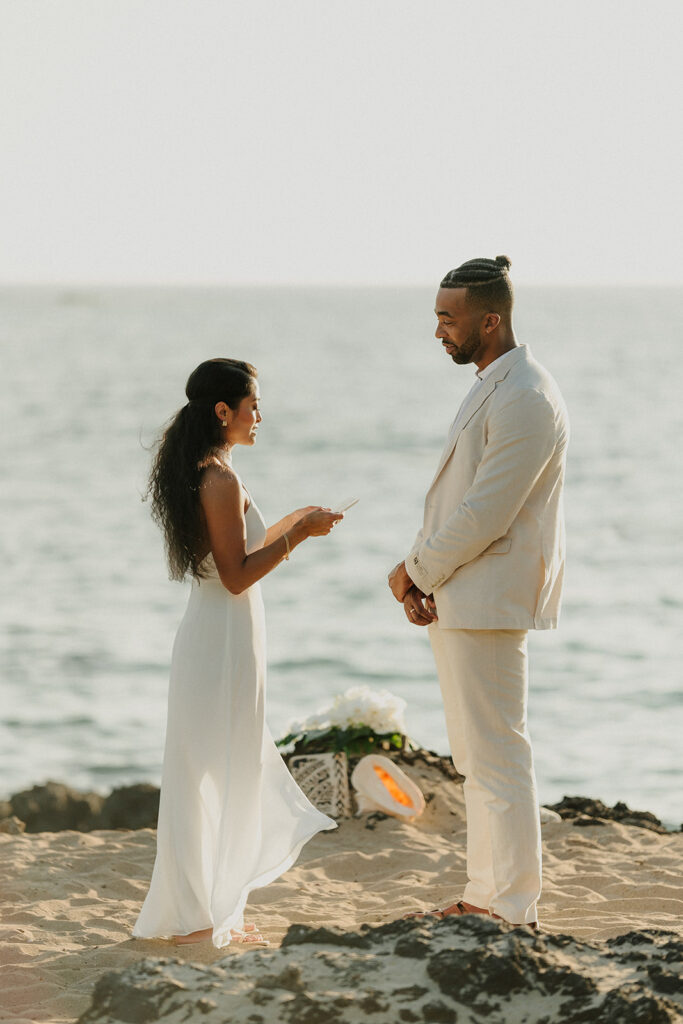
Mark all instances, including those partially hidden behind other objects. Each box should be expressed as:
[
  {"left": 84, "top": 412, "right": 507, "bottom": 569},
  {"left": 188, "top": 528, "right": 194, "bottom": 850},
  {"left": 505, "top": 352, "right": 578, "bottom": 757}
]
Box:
[{"left": 447, "top": 347, "right": 520, "bottom": 441}]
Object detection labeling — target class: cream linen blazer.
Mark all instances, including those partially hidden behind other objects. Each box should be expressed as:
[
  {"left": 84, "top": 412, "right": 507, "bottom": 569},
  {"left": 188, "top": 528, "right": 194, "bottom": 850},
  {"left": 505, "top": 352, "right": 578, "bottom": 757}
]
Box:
[{"left": 406, "top": 345, "right": 569, "bottom": 630}]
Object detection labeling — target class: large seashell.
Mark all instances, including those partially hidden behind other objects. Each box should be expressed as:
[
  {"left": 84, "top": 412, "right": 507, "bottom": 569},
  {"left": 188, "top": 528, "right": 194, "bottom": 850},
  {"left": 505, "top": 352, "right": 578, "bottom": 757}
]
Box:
[{"left": 351, "top": 755, "right": 425, "bottom": 821}]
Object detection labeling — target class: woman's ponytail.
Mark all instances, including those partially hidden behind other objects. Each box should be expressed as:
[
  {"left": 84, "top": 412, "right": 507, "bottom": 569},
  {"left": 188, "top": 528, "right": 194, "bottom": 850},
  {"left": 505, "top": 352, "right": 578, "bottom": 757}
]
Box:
[{"left": 148, "top": 359, "right": 257, "bottom": 580}]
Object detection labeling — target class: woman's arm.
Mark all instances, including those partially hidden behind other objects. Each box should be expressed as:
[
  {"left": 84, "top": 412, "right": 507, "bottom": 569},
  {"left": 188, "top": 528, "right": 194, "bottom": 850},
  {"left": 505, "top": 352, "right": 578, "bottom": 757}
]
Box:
[
  {"left": 264, "top": 506, "right": 317, "bottom": 546},
  {"left": 200, "top": 468, "right": 340, "bottom": 595}
]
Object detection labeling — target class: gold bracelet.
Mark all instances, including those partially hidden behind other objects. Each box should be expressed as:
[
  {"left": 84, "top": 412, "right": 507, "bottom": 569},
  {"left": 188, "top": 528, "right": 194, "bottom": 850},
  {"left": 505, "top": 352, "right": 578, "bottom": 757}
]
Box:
[{"left": 283, "top": 532, "right": 290, "bottom": 561}]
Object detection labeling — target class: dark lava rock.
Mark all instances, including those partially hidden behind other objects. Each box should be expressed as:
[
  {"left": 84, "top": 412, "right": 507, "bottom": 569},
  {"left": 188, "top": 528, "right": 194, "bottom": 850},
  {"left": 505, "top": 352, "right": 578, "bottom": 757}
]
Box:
[
  {"left": 358, "top": 992, "right": 389, "bottom": 1013},
  {"left": 77, "top": 918, "right": 683, "bottom": 1024},
  {"left": 547, "top": 795, "right": 669, "bottom": 834},
  {"left": 421, "top": 1000, "right": 458, "bottom": 1022},
  {"left": 395, "top": 933, "right": 433, "bottom": 959},
  {"left": 281, "top": 923, "right": 372, "bottom": 949},
  {"left": 283, "top": 991, "right": 347, "bottom": 1023},
  {"left": 394, "top": 985, "right": 429, "bottom": 1001},
  {"left": 4, "top": 780, "right": 160, "bottom": 832},
  {"left": 369, "top": 916, "right": 438, "bottom": 959},
  {"left": 608, "top": 929, "right": 658, "bottom": 948},
  {"left": 0, "top": 814, "right": 26, "bottom": 834},
  {"left": 250, "top": 989, "right": 275, "bottom": 1006},
  {"left": 606, "top": 929, "right": 683, "bottom": 971},
  {"left": 10, "top": 781, "right": 104, "bottom": 832},
  {"left": 79, "top": 966, "right": 187, "bottom": 1023},
  {"left": 579, "top": 984, "right": 681, "bottom": 1023},
  {"left": 364, "top": 811, "right": 390, "bottom": 830},
  {"left": 389, "top": 746, "right": 465, "bottom": 784},
  {"left": 196, "top": 998, "right": 216, "bottom": 1014},
  {"left": 426, "top": 928, "right": 596, "bottom": 1007},
  {"left": 253, "top": 965, "right": 305, "bottom": 992},
  {"left": 97, "top": 784, "right": 160, "bottom": 830},
  {"left": 9, "top": 770, "right": 671, "bottom": 838},
  {"left": 647, "top": 965, "right": 683, "bottom": 997},
  {"left": 572, "top": 814, "right": 608, "bottom": 827}
]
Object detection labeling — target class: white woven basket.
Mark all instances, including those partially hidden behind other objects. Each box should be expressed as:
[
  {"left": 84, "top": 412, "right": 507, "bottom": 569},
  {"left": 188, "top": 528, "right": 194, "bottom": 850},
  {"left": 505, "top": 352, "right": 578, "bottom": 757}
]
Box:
[{"left": 289, "top": 751, "right": 352, "bottom": 819}]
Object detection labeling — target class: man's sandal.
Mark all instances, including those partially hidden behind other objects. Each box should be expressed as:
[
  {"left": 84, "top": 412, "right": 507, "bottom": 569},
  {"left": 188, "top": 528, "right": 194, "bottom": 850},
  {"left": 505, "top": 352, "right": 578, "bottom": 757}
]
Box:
[
  {"left": 403, "top": 901, "right": 539, "bottom": 932},
  {"left": 402, "top": 900, "right": 485, "bottom": 921}
]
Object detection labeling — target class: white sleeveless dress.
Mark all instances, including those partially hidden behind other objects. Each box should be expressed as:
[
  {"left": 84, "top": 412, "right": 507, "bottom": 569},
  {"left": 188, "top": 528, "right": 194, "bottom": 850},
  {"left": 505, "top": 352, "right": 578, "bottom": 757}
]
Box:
[{"left": 132, "top": 489, "right": 336, "bottom": 948}]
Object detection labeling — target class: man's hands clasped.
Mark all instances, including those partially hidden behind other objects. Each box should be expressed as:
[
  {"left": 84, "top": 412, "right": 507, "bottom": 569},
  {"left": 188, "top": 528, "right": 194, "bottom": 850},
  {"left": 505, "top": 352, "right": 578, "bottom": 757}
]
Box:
[
  {"left": 403, "top": 586, "right": 437, "bottom": 626},
  {"left": 388, "top": 560, "right": 437, "bottom": 627}
]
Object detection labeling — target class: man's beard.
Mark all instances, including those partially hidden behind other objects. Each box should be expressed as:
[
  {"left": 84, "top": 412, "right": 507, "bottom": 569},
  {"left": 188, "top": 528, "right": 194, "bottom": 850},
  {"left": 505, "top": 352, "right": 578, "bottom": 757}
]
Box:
[{"left": 450, "top": 327, "right": 481, "bottom": 365}]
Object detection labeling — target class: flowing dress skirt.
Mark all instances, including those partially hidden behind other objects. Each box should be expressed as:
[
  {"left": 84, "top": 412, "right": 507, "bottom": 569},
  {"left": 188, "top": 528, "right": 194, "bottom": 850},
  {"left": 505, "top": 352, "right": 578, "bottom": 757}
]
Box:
[{"left": 133, "top": 500, "right": 335, "bottom": 947}]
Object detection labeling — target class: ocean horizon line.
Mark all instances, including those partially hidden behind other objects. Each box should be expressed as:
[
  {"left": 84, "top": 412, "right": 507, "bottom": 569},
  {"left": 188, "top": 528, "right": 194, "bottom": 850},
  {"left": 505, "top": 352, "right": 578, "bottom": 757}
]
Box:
[{"left": 1, "top": 280, "right": 682, "bottom": 291}]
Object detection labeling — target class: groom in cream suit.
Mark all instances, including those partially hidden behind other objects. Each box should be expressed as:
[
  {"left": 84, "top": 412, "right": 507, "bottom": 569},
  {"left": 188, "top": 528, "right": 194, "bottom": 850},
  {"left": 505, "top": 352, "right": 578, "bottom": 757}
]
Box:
[{"left": 389, "top": 255, "right": 569, "bottom": 928}]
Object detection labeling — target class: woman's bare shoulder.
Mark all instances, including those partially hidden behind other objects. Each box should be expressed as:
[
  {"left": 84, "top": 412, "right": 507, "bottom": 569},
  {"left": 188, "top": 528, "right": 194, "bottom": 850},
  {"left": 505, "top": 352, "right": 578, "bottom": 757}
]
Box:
[{"left": 198, "top": 460, "right": 242, "bottom": 496}]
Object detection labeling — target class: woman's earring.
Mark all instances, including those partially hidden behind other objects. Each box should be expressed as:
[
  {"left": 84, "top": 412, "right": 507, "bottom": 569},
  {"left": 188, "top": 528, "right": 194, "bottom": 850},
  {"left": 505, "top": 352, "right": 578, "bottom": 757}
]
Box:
[{"left": 222, "top": 419, "right": 228, "bottom": 427}]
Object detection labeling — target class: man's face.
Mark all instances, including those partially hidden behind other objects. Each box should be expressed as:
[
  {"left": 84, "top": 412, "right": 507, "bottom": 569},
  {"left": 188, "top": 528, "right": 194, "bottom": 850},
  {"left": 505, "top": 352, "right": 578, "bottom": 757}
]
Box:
[{"left": 434, "top": 287, "right": 484, "bottom": 365}]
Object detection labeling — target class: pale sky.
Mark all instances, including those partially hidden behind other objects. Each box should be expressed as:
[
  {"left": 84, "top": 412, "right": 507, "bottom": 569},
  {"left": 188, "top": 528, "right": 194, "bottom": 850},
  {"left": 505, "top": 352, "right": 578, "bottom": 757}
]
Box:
[{"left": 2, "top": 0, "right": 682, "bottom": 286}]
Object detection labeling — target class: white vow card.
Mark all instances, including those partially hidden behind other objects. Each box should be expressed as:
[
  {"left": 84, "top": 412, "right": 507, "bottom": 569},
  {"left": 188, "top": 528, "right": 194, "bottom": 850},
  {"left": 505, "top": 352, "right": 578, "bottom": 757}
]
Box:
[{"left": 332, "top": 497, "right": 360, "bottom": 513}]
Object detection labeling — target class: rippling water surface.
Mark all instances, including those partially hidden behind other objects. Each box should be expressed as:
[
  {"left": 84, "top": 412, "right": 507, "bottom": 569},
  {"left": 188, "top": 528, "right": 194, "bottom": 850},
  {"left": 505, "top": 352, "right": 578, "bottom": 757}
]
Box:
[{"left": 1, "top": 287, "right": 681, "bottom": 824}]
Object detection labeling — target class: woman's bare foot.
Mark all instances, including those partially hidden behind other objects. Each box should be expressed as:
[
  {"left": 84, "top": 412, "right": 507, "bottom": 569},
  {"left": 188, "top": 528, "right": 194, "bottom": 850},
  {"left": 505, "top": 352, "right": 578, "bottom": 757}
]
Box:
[
  {"left": 173, "top": 927, "right": 213, "bottom": 945},
  {"left": 172, "top": 923, "right": 268, "bottom": 946}
]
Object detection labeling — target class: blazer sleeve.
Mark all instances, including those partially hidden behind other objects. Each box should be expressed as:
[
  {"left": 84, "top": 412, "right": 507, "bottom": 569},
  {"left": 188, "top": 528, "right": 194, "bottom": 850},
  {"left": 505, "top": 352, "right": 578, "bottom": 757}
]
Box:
[{"left": 406, "top": 387, "right": 561, "bottom": 594}]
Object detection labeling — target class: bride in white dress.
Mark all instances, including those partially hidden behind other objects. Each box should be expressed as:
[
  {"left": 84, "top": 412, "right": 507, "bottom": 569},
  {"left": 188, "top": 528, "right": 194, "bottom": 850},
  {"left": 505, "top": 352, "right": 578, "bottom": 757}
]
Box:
[{"left": 132, "top": 358, "right": 342, "bottom": 948}]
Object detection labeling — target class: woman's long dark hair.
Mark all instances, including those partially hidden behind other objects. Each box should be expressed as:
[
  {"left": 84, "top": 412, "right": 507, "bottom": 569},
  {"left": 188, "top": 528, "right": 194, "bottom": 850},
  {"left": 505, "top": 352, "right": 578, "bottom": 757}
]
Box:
[{"left": 148, "top": 358, "right": 258, "bottom": 580}]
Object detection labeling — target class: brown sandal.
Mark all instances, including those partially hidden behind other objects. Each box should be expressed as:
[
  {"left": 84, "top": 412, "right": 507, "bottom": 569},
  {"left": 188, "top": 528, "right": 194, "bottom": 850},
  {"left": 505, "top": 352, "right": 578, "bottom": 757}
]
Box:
[
  {"left": 404, "top": 901, "right": 539, "bottom": 931},
  {"left": 402, "top": 900, "right": 483, "bottom": 921}
]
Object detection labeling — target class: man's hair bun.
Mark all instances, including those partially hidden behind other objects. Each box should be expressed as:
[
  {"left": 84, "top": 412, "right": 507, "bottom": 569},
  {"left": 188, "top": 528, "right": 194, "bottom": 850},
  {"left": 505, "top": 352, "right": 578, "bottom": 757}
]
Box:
[
  {"left": 439, "top": 255, "right": 514, "bottom": 309},
  {"left": 440, "top": 255, "right": 513, "bottom": 290}
]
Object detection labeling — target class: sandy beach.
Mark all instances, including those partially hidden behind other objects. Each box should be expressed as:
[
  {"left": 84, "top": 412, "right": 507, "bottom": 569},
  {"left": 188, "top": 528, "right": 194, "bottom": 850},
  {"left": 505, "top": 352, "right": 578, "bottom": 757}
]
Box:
[{"left": 1, "top": 758, "right": 681, "bottom": 1023}]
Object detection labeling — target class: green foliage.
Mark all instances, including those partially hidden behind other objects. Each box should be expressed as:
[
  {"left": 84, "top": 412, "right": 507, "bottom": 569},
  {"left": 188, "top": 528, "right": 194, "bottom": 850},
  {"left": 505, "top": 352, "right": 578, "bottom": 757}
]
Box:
[{"left": 277, "top": 725, "right": 404, "bottom": 758}]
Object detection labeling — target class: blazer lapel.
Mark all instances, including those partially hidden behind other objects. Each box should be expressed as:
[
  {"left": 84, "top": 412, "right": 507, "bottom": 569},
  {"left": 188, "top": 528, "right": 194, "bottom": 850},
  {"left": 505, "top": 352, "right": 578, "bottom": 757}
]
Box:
[
  {"left": 427, "top": 378, "right": 497, "bottom": 489},
  {"left": 426, "top": 347, "right": 528, "bottom": 492}
]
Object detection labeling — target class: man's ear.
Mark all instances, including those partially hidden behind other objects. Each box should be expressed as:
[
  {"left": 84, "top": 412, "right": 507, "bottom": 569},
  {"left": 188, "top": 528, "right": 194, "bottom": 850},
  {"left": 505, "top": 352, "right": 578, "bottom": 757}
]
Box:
[{"left": 484, "top": 312, "right": 501, "bottom": 333}]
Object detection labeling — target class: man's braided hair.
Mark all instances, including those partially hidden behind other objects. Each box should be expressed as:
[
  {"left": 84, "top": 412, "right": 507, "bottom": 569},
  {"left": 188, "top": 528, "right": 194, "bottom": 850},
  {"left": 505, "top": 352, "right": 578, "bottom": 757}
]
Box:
[{"left": 440, "top": 255, "right": 513, "bottom": 313}]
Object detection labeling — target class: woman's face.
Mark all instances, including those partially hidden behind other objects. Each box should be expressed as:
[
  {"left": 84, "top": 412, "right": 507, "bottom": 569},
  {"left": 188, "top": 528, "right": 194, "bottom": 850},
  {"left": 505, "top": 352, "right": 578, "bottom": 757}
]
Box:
[{"left": 229, "top": 387, "right": 262, "bottom": 446}]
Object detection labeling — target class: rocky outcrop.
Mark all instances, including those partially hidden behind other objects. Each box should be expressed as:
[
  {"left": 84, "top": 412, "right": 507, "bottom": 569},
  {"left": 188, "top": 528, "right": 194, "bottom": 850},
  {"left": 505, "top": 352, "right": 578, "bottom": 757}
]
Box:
[
  {"left": 8, "top": 781, "right": 106, "bottom": 832},
  {"left": 546, "top": 795, "right": 672, "bottom": 834},
  {"left": 78, "top": 915, "right": 683, "bottom": 1024},
  {"left": 3, "top": 781, "right": 159, "bottom": 833},
  {"left": 3, "top": 770, "right": 675, "bottom": 835},
  {"left": 2, "top": 750, "right": 460, "bottom": 834},
  {"left": 377, "top": 746, "right": 465, "bottom": 784},
  {"left": 0, "top": 814, "right": 26, "bottom": 834},
  {"left": 97, "top": 784, "right": 161, "bottom": 831}
]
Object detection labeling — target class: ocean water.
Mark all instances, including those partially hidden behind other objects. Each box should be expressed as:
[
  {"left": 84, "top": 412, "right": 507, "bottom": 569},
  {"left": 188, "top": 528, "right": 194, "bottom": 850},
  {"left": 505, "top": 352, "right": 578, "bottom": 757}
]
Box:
[{"left": 1, "top": 286, "right": 681, "bottom": 826}]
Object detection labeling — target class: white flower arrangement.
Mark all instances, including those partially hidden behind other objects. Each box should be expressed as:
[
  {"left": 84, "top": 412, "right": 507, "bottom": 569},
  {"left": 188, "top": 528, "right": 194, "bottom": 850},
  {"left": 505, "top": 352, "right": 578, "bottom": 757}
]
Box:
[{"left": 278, "top": 685, "right": 408, "bottom": 757}]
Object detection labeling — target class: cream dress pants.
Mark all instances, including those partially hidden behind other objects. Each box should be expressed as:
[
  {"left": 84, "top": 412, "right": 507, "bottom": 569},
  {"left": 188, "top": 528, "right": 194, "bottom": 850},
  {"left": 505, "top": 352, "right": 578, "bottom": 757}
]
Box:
[{"left": 428, "top": 625, "right": 541, "bottom": 924}]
